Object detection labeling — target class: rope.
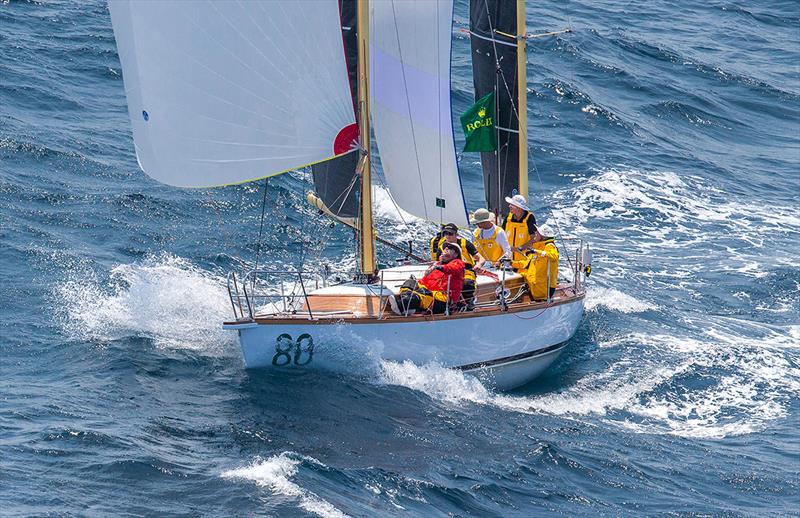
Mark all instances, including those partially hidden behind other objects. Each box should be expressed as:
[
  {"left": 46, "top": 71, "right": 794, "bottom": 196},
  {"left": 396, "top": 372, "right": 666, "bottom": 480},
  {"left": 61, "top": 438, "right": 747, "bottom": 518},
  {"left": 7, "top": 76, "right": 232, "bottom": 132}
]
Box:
[{"left": 512, "top": 307, "right": 549, "bottom": 320}]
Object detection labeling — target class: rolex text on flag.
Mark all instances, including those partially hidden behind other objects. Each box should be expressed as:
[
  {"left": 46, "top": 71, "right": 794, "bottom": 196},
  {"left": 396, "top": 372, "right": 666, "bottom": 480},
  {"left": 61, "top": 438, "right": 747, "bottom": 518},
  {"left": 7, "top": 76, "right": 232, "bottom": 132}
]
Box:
[{"left": 460, "top": 92, "right": 497, "bottom": 152}]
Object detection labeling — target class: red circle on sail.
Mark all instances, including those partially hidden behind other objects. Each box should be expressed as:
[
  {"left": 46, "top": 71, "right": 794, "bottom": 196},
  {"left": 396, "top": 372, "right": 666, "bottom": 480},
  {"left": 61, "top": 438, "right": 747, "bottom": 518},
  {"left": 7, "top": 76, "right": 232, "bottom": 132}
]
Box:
[{"left": 333, "top": 123, "right": 359, "bottom": 155}]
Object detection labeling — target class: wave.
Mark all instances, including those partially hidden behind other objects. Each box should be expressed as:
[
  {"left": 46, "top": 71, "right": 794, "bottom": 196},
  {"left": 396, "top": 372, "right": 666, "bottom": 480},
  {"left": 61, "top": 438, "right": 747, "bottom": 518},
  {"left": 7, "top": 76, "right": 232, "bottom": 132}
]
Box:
[
  {"left": 551, "top": 167, "right": 799, "bottom": 255},
  {"left": 607, "top": 32, "right": 798, "bottom": 102},
  {"left": 0, "top": 136, "right": 87, "bottom": 162},
  {"left": 53, "top": 253, "right": 236, "bottom": 353},
  {"left": 585, "top": 286, "right": 655, "bottom": 313},
  {"left": 642, "top": 100, "right": 739, "bottom": 128},
  {"left": 222, "top": 452, "right": 350, "bottom": 518},
  {"left": 376, "top": 322, "right": 799, "bottom": 439}
]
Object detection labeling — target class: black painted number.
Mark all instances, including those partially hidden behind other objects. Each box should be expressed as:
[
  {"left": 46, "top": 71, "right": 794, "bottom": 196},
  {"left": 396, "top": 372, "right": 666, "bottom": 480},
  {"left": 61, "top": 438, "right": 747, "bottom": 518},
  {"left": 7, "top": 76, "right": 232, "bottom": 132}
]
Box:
[
  {"left": 272, "top": 333, "right": 294, "bottom": 366},
  {"left": 272, "top": 333, "right": 315, "bottom": 367}
]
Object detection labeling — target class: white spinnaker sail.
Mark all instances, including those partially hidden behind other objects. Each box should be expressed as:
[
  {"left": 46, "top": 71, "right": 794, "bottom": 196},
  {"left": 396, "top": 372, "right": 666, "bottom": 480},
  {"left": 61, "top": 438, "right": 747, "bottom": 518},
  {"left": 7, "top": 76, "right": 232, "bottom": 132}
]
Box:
[
  {"left": 370, "top": 0, "right": 468, "bottom": 226},
  {"left": 108, "top": 0, "right": 355, "bottom": 188}
]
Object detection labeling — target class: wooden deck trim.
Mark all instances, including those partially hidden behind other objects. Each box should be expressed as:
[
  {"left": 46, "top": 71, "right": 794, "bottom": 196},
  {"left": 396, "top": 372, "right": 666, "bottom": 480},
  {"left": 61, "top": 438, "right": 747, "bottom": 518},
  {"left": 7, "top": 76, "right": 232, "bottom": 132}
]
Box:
[{"left": 223, "top": 289, "right": 585, "bottom": 326}]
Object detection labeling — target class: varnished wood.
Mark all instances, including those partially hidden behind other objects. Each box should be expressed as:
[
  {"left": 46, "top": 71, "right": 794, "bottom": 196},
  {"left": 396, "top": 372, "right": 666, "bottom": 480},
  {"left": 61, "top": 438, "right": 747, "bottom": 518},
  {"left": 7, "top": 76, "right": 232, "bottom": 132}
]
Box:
[
  {"left": 224, "top": 287, "right": 584, "bottom": 326},
  {"left": 302, "top": 294, "right": 386, "bottom": 317}
]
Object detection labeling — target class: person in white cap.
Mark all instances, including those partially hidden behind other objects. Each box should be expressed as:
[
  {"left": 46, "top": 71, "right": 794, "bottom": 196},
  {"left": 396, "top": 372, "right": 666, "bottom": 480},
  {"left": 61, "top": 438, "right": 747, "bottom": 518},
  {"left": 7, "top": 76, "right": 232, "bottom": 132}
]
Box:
[
  {"left": 470, "top": 208, "right": 511, "bottom": 267},
  {"left": 502, "top": 194, "right": 538, "bottom": 262},
  {"left": 517, "top": 223, "right": 559, "bottom": 301}
]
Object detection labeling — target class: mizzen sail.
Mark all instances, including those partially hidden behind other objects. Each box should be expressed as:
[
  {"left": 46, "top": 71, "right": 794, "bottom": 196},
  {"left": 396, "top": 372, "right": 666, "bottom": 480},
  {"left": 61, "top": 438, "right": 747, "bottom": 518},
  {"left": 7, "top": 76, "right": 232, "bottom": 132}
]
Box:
[
  {"left": 109, "top": 0, "right": 356, "bottom": 188},
  {"left": 370, "top": 0, "right": 468, "bottom": 226},
  {"left": 469, "top": 0, "right": 523, "bottom": 216}
]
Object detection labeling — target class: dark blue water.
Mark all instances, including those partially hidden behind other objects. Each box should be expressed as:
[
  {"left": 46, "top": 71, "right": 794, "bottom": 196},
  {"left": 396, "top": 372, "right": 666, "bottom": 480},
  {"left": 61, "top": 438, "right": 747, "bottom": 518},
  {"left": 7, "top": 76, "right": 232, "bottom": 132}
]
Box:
[{"left": 2, "top": 1, "right": 798, "bottom": 516}]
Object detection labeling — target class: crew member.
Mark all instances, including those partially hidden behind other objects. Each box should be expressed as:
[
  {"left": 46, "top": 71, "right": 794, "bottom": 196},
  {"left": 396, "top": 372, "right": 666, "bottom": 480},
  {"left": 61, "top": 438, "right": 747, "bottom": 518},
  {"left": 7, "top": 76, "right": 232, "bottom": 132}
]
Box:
[
  {"left": 518, "top": 224, "right": 559, "bottom": 301},
  {"left": 430, "top": 223, "right": 481, "bottom": 303},
  {"left": 390, "top": 242, "right": 465, "bottom": 315},
  {"left": 470, "top": 208, "right": 511, "bottom": 267},
  {"left": 503, "top": 194, "right": 537, "bottom": 262},
  {"left": 429, "top": 225, "right": 446, "bottom": 261}
]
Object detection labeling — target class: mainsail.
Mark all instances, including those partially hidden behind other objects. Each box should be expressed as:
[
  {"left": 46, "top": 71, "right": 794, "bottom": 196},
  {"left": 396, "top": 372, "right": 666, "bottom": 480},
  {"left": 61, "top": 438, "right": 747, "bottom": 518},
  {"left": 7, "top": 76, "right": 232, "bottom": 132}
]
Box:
[
  {"left": 469, "top": 0, "right": 525, "bottom": 217},
  {"left": 310, "top": 0, "right": 360, "bottom": 219},
  {"left": 370, "top": 0, "right": 468, "bottom": 226},
  {"left": 108, "top": 0, "right": 356, "bottom": 187}
]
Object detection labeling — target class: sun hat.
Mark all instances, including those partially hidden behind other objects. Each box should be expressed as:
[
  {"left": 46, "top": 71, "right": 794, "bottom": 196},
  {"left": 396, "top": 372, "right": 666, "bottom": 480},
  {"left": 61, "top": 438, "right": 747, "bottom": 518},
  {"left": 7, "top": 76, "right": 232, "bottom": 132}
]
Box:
[
  {"left": 504, "top": 194, "right": 529, "bottom": 212},
  {"left": 469, "top": 208, "right": 495, "bottom": 225},
  {"left": 536, "top": 224, "right": 554, "bottom": 238}
]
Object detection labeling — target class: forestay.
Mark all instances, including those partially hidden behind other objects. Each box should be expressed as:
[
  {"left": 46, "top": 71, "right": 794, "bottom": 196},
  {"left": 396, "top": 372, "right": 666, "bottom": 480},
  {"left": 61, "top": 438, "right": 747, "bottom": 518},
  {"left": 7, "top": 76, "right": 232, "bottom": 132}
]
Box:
[
  {"left": 370, "top": 0, "right": 468, "bottom": 226},
  {"left": 109, "top": 0, "right": 355, "bottom": 188}
]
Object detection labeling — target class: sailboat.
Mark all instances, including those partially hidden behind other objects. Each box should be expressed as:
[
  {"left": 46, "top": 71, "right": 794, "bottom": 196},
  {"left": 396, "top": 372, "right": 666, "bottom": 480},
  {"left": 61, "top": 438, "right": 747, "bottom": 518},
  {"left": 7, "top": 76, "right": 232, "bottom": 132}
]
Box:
[{"left": 108, "top": 0, "right": 591, "bottom": 390}]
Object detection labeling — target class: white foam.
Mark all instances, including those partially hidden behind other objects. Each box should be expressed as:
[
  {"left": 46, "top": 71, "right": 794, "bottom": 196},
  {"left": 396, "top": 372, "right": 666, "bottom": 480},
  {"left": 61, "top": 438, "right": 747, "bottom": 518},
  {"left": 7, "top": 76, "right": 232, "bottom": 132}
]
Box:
[
  {"left": 372, "top": 185, "right": 423, "bottom": 225},
  {"left": 789, "top": 325, "right": 800, "bottom": 343},
  {"left": 555, "top": 167, "right": 799, "bottom": 241},
  {"left": 222, "top": 453, "right": 350, "bottom": 518},
  {"left": 54, "top": 253, "right": 236, "bottom": 352},
  {"left": 371, "top": 185, "right": 440, "bottom": 247},
  {"left": 581, "top": 104, "right": 600, "bottom": 116},
  {"left": 585, "top": 286, "right": 656, "bottom": 313},
  {"left": 379, "top": 360, "right": 496, "bottom": 406},
  {"left": 377, "top": 325, "right": 800, "bottom": 440},
  {"left": 547, "top": 167, "right": 800, "bottom": 299}
]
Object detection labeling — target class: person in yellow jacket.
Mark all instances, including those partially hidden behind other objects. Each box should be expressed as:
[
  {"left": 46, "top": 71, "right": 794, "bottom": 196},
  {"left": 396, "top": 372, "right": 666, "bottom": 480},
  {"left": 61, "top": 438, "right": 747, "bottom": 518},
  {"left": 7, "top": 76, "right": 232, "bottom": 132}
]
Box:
[
  {"left": 470, "top": 208, "right": 511, "bottom": 267},
  {"left": 429, "top": 223, "right": 482, "bottom": 302},
  {"left": 502, "top": 194, "right": 538, "bottom": 262},
  {"left": 517, "top": 224, "right": 559, "bottom": 301}
]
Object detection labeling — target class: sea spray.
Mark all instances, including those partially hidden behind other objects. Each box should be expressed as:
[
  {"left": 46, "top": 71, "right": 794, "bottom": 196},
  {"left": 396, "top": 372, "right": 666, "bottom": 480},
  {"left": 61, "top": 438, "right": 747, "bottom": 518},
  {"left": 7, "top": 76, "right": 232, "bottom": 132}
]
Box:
[
  {"left": 54, "top": 253, "right": 236, "bottom": 352},
  {"left": 222, "top": 453, "right": 350, "bottom": 518}
]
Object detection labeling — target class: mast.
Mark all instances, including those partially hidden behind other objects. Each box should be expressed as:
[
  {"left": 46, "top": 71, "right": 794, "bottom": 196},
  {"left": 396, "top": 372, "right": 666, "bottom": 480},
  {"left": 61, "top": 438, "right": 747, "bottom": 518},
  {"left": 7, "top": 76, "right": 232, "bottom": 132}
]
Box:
[
  {"left": 357, "top": 0, "right": 376, "bottom": 276},
  {"left": 516, "top": 0, "right": 528, "bottom": 201}
]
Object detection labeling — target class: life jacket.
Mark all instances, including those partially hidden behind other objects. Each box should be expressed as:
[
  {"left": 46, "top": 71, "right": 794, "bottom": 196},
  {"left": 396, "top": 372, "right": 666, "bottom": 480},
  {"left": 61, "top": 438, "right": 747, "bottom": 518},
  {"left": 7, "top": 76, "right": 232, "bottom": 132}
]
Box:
[
  {"left": 473, "top": 225, "right": 504, "bottom": 263},
  {"left": 504, "top": 211, "right": 534, "bottom": 262},
  {"left": 429, "top": 232, "right": 444, "bottom": 261},
  {"left": 520, "top": 239, "right": 559, "bottom": 300},
  {"left": 432, "top": 236, "right": 476, "bottom": 281},
  {"left": 419, "top": 259, "right": 465, "bottom": 304}
]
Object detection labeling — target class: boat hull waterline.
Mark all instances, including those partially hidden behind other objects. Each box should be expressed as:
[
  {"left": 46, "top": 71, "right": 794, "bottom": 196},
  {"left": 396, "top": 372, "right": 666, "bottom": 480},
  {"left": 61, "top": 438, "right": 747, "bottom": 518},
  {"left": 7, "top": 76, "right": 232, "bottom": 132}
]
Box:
[{"left": 223, "top": 295, "right": 584, "bottom": 391}]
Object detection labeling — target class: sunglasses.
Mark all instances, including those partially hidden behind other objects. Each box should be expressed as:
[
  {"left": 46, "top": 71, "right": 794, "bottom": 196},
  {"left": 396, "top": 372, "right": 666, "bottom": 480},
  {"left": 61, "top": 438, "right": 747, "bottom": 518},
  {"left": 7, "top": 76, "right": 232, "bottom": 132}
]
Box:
[{"left": 442, "top": 230, "right": 456, "bottom": 236}]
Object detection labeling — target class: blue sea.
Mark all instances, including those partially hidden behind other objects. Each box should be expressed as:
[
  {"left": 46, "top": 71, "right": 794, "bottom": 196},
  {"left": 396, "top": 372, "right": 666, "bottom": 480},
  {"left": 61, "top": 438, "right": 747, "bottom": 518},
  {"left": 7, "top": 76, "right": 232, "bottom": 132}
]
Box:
[{"left": 2, "top": 1, "right": 798, "bottom": 516}]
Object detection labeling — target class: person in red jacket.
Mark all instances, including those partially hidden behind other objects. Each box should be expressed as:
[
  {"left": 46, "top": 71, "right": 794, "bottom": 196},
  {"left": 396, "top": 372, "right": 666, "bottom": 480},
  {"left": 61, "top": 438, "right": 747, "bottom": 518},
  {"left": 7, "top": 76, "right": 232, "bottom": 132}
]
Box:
[{"left": 390, "top": 242, "right": 465, "bottom": 315}]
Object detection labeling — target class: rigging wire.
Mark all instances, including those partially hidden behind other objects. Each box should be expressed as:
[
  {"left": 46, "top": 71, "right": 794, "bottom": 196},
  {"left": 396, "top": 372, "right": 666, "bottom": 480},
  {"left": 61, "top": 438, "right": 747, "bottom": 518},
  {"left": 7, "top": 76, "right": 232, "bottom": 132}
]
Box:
[
  {"left": 481, "top": 0, "right": 576, "bottom": 272},
  {"left": 482, "top": 0, "right": 507, "bottom": 214},
  {"left": 252, "top": 177, "right": 269, "bottom": 273}
]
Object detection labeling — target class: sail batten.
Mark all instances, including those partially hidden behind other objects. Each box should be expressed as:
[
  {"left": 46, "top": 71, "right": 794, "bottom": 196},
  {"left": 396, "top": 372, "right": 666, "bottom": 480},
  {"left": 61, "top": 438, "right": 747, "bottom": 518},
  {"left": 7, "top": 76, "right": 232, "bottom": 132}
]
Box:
[{"left": 109, "top": 0, "right": 356, "bottom": 188}]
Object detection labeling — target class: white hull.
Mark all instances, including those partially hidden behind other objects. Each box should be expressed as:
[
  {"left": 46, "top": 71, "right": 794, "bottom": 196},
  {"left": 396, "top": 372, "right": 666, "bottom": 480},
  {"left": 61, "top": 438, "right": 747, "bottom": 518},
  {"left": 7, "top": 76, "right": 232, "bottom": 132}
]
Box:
[{"left": 224, "top": 296, "right": 584, "bottom": 391}]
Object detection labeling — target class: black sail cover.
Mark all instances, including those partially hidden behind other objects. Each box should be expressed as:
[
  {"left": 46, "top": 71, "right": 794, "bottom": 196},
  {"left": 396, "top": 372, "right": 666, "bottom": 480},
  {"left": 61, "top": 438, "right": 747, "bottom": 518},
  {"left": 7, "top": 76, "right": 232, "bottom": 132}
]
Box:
[
  {"left": 310, "top": 0, "right": 359, "bottom": 218},
  {"left": 469, "top": 0, "right": 520, "bottom": 217}
]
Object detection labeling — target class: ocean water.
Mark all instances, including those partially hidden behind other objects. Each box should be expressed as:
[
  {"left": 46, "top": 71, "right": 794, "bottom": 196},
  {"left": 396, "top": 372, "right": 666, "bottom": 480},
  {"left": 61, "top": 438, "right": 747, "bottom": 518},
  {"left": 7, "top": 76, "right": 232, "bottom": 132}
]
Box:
[{"left": 1, "top": 0, "right": 798, "bottom": 516}]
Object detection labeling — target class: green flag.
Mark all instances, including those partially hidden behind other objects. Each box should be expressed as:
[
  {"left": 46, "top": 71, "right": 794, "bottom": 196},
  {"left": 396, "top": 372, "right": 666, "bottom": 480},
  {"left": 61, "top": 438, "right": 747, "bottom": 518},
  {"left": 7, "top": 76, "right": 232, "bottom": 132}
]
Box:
[{"left": 460, "top": 92, "right": 497, "bottom": 152}]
